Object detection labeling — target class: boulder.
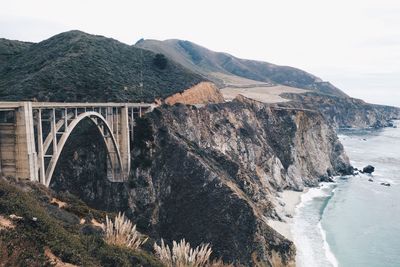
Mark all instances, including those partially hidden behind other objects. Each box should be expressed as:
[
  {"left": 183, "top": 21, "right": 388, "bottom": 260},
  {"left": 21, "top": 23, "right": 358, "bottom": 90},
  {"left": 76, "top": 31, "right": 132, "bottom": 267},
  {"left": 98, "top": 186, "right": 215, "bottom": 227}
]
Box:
[
  {"left": 380, "top": 182, "right": 391, "bottom": 187},
  {"left": 363, "top": 165, "right": 375, "bottom": 174}
]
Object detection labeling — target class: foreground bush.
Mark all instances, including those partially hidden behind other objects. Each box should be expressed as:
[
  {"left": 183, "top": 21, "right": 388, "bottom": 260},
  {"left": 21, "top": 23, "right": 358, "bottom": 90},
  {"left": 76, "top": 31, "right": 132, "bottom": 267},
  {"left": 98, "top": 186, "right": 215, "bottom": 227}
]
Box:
[
  {"left": 104, "top": 212, "right": 147, "bottom": 250},
  {"left": 154, "top": 239, "right": 232, "bottom": 267},
  {"left": 0, "top": 178, "right": 161, "bottom": 266}
]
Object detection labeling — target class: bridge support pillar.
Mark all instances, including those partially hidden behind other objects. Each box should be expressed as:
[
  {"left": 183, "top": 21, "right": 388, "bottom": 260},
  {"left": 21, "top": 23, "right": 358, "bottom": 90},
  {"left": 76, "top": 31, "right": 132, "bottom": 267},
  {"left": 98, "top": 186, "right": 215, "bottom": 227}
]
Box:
[
  {"left": 15, "top": 102, "right": 38, "bottom": 181},
  {"left": 119, "top": 105, "right": 130, "bottom": 180},
  {"left": 0, "top": 101, "right": 154, "bottom": 186}
]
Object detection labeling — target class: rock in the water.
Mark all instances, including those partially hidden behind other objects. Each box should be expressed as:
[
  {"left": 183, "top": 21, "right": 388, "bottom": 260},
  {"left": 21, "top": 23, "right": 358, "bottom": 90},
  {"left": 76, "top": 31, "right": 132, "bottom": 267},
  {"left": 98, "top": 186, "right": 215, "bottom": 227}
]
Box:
[
  {"left": 368, "top": 178, "right": 373, "bottom": 182},
  {"left": 363, "top": 165, "right": 375, "bottom": 174},
  {"left": 380, "top": 182, "right": 391, "bottom": 187}
]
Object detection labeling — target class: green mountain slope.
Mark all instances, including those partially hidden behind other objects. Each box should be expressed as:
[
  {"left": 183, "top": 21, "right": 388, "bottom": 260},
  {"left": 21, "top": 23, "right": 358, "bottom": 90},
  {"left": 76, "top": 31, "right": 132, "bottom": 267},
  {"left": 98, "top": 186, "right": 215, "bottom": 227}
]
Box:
[
  {"left": 0, "top": 31, "right": 205, "bottom": 102},
  {"left": 135, "top": 39, "right": 348, "bottom": 97},
  {"left": 0, "top": 38, "right": 32, "bottom": 69}
]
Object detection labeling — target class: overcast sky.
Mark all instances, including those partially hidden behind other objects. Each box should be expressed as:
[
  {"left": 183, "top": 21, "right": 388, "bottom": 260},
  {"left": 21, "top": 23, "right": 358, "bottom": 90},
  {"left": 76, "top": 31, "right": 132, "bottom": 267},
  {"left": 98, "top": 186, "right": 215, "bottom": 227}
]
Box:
[{"left": 1, "top": 0, "right": 399, "bottom": 106}]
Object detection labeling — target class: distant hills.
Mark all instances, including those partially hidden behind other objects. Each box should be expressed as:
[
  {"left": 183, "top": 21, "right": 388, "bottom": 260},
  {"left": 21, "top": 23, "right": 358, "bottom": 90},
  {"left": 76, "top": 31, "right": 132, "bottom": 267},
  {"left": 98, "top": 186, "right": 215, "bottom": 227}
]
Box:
[
  {"left": 0, "top": 31, "right": 351, "bottom": 103},
  {"left": 0, "top": 31, "right": 205, "bottom": 102},
  {"left": 136, "top": 39, "right": 348, "bottom": 98}
]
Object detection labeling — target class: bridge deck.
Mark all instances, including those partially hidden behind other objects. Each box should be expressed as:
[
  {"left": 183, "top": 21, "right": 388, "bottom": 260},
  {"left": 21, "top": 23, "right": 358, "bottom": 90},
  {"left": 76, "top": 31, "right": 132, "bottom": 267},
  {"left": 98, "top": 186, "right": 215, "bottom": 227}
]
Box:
[{"left": 0, "top": 102, "right": 155, "bottom": 109}]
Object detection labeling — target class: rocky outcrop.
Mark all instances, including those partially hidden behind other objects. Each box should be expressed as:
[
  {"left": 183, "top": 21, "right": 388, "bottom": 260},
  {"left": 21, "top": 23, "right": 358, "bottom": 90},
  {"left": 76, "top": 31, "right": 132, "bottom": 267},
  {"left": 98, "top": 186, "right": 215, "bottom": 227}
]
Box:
[
  {"left": 50, "top": 95, "right": 351, "bottom": 266},
  {"left": 280, "top": 92, "right": 400, "bottom": 129},
  {"left": 164, "top": 82, "right": 224, "bottom": 105},
  {"left": 362, "top": 165, "right": 375, "bottom": 174}
]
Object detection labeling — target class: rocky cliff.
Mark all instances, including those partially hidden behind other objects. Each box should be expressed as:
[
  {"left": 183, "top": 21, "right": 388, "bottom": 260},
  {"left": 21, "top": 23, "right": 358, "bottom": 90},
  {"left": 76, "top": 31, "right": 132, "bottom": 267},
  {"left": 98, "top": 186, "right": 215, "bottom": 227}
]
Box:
[
  {"left": 280, "top": 92, "right": 400, "bottom": 128},
  {"left": 164, "top": 82, "right": 224, "bottom": 105},
  {"left": 50, "top": 95, "right": 352, "bottom": 266}
]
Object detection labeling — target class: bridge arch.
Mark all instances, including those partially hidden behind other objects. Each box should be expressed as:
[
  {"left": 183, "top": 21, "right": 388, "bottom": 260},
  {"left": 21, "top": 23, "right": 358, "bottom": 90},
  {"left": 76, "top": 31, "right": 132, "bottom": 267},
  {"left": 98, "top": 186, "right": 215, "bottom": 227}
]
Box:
[
  {"left": 0, "top": 102, "right": 154, "bottom": 185},
  {"left": 45, "top": 111, "right": 123, "bottom": 186}
]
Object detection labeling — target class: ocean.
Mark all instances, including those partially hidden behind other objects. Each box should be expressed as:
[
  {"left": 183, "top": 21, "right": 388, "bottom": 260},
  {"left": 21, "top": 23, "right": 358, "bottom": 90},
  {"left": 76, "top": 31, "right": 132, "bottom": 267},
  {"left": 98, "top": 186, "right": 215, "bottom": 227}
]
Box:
[{"left": 292, "top": 120, "right": 400, "bottom": 267}]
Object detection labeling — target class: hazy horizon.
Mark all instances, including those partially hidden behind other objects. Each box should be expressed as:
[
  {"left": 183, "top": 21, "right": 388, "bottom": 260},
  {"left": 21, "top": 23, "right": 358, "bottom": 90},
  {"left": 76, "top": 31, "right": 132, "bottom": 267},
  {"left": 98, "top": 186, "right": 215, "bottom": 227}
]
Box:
[{"left": 1, "top": 0, "right": 399, "bottom": 107}]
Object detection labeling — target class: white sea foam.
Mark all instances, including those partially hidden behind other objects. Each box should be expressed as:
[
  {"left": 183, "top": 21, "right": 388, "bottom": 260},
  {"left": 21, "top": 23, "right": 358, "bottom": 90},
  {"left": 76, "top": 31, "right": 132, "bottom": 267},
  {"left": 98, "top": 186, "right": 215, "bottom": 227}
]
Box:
[
  {"left": 318, "top": 221, "right": 339, "bottom": 267},
  {"left": 292, "top": 182, "right": 338, "bottom": 267}
]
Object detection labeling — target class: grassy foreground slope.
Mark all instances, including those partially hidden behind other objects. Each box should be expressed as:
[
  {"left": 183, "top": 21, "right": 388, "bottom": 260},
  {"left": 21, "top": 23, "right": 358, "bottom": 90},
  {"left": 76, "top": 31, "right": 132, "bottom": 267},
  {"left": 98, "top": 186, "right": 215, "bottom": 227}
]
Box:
[
  {"left": 0, "top": 177, "right": 162, "bottom": 267},
  {"left": 0, "top": 31, "right": 205, "bottom": 102}
]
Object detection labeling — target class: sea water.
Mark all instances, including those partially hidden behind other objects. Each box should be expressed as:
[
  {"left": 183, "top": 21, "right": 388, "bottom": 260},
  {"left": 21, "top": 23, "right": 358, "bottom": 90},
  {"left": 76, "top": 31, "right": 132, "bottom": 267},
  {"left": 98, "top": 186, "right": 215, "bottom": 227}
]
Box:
[{"left": 293, "top": 120, "right": 400, "bottom": 267}]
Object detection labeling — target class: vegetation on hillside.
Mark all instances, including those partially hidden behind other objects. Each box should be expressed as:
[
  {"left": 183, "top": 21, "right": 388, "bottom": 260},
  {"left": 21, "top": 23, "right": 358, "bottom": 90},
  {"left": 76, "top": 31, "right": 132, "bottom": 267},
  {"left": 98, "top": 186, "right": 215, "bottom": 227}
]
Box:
[
  {"left": 105, "top": 212, "right": 147, "bottom": 249},
  {"left": 0, "top": 177, "right": 162, "bottom": 266},
  {"left": 136, "top": 39, "right": 348, "bottom": 97},
  {"left": 0, "top": 38, "right": 32, "bottom": 68},
  {"left": 0, "top": 31, "right": 206, "bottom": 102}
]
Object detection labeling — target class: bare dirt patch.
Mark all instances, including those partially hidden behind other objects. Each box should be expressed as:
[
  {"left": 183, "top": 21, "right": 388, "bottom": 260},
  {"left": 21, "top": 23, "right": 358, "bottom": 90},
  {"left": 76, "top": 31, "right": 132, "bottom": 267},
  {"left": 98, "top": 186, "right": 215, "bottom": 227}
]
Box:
[
  {"left": 221, "top": 85, "right": 308, "bottom": 103},
  {"left": 0, "top": 215, "right": 15, "bottom": 230}
]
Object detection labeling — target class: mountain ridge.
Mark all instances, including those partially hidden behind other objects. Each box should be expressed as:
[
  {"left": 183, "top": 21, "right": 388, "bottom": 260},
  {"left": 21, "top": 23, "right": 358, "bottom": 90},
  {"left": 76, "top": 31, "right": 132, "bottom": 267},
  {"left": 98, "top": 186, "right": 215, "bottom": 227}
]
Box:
[
  {"left": 0, "top": 31, "right": 206, "bottom": 102},
  {"left": 136, "top": 38, "right": 400, "bottom": 128},
  {"left": 135, "top": 38, "right": 349, "bottom": 98}
]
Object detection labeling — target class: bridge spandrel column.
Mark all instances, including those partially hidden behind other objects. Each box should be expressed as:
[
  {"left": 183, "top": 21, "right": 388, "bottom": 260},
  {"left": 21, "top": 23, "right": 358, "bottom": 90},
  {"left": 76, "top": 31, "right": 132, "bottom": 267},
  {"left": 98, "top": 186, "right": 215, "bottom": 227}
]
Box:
[
  {"left": 119, "top": 106, "right": 130, "bottom": 180},
  {"left": 15, "top": 102, "right": 38, "bottom": 181}
]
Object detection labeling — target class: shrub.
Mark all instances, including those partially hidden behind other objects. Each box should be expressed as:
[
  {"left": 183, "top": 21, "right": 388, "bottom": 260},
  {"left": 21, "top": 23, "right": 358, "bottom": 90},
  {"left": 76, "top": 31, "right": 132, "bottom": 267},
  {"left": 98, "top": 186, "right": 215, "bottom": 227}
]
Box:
[
  {"left": 153, "top": 239, "right": 213, "bottom": 267},
  {"left": 104, "top": 213, "right": 147, "bottom": 250},
  {"left": 153, "top": 53, "right": 168, "bottom": 69}
]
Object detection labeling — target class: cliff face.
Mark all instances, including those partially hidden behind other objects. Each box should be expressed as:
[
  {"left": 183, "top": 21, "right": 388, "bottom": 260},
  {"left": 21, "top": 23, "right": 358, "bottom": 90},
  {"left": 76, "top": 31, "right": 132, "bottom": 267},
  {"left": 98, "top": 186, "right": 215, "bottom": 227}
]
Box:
[
  {"left": 50, "top": 96, "right": 351, "bottom": 266},
  {"left": 164, "top": 82, "right": 224, "bottom": 105},
  {"left": 280, "top": 92, "right": 400, "bottom": 128}
]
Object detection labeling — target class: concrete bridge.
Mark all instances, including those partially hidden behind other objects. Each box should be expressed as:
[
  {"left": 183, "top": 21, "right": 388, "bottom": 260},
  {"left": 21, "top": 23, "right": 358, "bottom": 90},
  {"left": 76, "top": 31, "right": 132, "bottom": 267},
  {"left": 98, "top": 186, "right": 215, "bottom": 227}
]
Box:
[{"left": 0, "top": 102, "right": 155, "bottom": 186}]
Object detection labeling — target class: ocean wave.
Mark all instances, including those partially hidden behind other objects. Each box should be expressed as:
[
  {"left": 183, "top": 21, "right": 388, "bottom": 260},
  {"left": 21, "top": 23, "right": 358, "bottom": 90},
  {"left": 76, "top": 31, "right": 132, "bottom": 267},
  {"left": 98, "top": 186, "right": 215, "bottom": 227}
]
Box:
[
  {"left": 296, "top": 183, "right": 334, "bottom": 209},
  {"left": 293, "top": 182, "right": 339, "bottom": 267},
  {"left": 318, "top": 221, "right": 339, "bottom": 267}
]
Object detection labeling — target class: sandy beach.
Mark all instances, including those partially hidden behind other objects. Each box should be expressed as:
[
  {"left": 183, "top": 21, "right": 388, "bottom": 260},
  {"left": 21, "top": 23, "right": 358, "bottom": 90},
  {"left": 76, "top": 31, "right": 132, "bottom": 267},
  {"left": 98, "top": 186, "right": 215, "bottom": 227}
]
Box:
[{"left": 267, "top": 190, "right": 306, "bottom": 241}]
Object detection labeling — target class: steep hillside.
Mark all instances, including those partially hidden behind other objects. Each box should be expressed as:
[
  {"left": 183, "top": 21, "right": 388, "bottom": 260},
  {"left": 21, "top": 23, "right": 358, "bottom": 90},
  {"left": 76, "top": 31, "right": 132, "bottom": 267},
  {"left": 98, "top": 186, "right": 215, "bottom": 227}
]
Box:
[
  {"left": 135, "top": 39, "right": 348, "bottom": 97},
  {"left": 278, "top": 92, "right": 400, "bottom": 128},
  {"left": 0, "top": 38, "right": 32, "bottom": 69},
  {"left": 0, "top": 31, "right": 206, "bottom": 102},
  {"left": 0, "top": 177, "right": 162, "bottom": 267},
  {"left": 48, "top": 96, "right": 352, "bottom": 266},
  {"left": 136, "top": 39, "right": 400, "bottom": 128}
]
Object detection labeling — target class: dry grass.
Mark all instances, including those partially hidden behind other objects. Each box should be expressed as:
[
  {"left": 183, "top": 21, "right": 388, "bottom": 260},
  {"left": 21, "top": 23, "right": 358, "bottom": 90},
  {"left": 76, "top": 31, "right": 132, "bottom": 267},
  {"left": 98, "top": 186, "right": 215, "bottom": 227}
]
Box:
[
  {"left": 104, "top": 212, "right": 147, "bottom": 250},
  {"left": 50, "top": 198, "right": 67, "bottom": 208},
  {"left": 0, "top": 215, "right": 15, "bottom": 230},
  {"left": 154, "top": 239, "right": 233, "bottom": 267}
]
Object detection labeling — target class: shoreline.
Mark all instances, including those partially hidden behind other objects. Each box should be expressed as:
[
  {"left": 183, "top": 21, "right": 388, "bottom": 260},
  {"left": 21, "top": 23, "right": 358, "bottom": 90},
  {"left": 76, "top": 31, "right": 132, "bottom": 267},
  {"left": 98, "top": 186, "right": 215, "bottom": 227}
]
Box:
[
  {"left": 268, "top": 184, "right": 340, "bottom": 267},
  {"left": 267, "top": 189, "right": 306, "bottom": 241}
]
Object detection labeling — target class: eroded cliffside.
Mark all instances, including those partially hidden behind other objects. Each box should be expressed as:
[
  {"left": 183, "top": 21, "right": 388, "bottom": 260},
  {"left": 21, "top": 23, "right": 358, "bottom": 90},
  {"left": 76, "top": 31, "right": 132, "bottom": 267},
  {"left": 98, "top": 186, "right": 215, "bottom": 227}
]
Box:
[
  {"left": 280, "top": 92, "right": 400, "bottom": 128},
  {"left": 164, "top": 82, "right": 224, "bottom": 105},
  {"left": 50, "top": 96, "right": 352, "bottom": 266}
]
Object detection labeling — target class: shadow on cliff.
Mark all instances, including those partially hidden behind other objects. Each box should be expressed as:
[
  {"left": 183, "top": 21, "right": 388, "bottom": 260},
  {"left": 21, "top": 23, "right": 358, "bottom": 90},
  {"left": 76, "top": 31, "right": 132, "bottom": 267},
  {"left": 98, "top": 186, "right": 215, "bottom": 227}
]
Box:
[
  {"left": 50, "top": 118, "right": 129, "bottom": 213},
  {"left": 48, "top": 98, "right": 353, "bottom": 266}
]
